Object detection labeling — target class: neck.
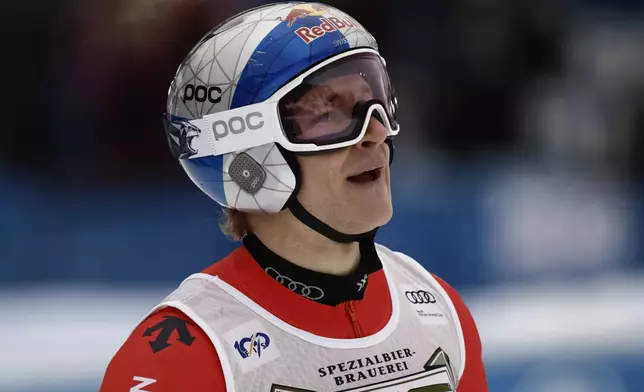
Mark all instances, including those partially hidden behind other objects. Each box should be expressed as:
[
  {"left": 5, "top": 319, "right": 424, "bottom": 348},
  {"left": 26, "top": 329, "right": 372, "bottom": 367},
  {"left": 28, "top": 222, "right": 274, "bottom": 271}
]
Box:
[{"left": 248, "top": 210, "right": 361, "bottom": 276}]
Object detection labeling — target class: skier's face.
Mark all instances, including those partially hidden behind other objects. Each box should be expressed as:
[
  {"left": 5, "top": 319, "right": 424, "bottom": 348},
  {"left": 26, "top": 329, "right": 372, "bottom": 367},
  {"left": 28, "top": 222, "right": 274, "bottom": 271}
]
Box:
[{"left": 294, "top": 74, "right": 393, "bottom": 234}]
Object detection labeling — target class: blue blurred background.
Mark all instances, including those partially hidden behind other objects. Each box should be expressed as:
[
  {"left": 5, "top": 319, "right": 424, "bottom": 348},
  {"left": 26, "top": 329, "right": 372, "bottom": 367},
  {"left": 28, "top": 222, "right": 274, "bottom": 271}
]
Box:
[{"left": 1, "top": 0, "right": 643, "bottom": 391}]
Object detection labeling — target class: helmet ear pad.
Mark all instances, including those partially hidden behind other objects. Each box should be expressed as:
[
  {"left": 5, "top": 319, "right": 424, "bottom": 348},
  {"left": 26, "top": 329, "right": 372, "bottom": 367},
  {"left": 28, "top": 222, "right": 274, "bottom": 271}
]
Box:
[{"left": 217, "top": 143, "right": 297, "bottom": 213}]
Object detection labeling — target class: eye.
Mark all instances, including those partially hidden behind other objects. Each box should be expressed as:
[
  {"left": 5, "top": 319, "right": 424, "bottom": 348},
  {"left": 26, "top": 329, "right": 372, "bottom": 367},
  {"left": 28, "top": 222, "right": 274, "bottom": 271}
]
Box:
[{"left": 315, "top": 111, "right": 331, "bottom": 122}]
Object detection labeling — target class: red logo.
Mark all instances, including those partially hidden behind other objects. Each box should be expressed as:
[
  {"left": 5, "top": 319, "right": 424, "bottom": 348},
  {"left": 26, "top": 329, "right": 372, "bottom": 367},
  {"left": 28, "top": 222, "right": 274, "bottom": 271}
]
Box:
[{"left": 284, "top": 4, "right": 328, "bottom": 27}]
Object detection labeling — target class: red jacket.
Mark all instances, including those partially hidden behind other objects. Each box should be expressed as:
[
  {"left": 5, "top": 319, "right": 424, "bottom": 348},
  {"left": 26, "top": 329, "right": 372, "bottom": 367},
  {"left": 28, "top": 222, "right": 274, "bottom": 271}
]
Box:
[{"left": 100, "top": 246, "right": 488, "bottom": 391}]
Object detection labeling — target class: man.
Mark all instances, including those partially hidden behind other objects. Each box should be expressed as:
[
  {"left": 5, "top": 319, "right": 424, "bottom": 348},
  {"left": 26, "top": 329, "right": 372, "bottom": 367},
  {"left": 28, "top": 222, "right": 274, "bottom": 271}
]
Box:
[{"left": 100, "top": 2, "right": 488, "bottom": 391}]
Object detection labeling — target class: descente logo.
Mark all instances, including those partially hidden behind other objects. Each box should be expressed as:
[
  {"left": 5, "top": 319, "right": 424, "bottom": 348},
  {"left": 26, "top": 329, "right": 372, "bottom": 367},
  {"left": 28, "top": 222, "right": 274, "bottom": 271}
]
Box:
[{"left": 212, "top": 112, "right": 264, "bottom": 141}]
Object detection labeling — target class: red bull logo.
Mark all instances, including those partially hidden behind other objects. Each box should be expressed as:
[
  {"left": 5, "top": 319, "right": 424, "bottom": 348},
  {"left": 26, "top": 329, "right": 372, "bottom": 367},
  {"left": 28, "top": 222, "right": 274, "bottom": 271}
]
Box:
[
  {"left": 294, "top": 16, "right": 359, "bottom": 44},
  {"left": 284, "top": 4, "right": 328, "bottom": 27}
]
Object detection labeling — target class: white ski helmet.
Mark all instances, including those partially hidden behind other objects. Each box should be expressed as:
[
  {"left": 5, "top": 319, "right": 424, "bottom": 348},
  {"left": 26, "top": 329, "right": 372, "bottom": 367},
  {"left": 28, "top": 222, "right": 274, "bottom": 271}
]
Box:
[{"left": 164, "top": 2, "right": 399, "bottom": 242}]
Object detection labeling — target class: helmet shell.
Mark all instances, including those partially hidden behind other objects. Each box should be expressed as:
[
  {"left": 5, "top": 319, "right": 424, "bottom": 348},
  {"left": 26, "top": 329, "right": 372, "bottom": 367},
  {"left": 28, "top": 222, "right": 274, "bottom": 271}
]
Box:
[{"left": 166, "top": 2, "right": 379, "bottom": 212}]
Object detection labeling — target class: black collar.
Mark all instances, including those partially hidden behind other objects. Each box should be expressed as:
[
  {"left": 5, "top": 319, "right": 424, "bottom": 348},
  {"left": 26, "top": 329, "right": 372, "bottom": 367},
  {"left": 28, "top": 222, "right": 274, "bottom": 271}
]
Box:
[{"left": 243, "top": 234, "right": 383, "bottom": 306}]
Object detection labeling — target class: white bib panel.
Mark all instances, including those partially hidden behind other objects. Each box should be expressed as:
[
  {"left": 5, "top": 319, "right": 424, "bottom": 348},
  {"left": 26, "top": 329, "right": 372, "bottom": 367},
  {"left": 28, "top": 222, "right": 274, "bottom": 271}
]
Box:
[{"left": 146, "top": 244, "right": 466, "bottom": 391}]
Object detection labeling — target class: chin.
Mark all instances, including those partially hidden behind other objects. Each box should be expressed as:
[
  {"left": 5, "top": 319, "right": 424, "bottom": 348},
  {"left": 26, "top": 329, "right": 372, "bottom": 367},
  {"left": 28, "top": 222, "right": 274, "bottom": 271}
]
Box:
[
  {"left": 345, "top": 200, "right": 393, "bottom": 234},
  {"left": 372, "top": 202, "right": 394, "bottom": 227}
]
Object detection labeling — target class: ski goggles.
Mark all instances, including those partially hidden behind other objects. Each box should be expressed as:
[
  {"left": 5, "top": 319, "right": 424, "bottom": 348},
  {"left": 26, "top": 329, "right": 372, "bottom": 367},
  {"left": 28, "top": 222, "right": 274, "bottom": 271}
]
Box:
[{"left": 164, "top": 48, "right": 399, "bottom": 159}]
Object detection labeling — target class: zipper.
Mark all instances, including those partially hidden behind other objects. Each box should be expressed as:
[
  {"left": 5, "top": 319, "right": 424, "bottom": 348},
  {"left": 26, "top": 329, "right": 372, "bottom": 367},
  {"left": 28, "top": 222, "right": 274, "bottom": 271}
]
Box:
[{"left": 345, "top": 300, "right": 364, "bottom": 338}]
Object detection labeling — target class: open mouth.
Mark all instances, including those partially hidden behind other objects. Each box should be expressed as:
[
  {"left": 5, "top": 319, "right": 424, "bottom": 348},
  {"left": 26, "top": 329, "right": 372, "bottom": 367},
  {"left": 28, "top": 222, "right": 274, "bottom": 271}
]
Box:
[{"left": 347, "top": 168, "right": 383, "bottom": 184}]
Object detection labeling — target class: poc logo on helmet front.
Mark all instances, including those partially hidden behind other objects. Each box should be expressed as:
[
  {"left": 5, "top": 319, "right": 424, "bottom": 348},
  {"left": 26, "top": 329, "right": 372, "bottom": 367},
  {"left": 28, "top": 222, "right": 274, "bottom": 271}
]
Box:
[{"left": 212, "top": 112, "right": 264, "bottom": 141}]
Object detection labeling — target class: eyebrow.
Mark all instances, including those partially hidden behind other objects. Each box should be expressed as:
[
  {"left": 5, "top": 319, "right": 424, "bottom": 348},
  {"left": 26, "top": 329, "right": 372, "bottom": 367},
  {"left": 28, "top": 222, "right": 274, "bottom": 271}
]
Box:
[{"left": 301, "top": 85, "right": 340, "bottom": 103}]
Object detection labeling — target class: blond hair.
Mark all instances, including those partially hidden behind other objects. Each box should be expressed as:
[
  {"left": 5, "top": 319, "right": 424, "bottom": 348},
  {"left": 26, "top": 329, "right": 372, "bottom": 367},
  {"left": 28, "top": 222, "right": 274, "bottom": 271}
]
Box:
[{"left": 219, "top": 208, "right": 250, "bottom": 241}]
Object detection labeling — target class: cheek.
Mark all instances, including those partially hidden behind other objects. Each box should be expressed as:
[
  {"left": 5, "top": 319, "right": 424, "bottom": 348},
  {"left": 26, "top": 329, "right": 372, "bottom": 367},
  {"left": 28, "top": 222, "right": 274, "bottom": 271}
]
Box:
[
  {"left": 302, "top": 163, "right": 343, "bottom": 195},
  {"left": 297, "top": 153, "right": 347, "bottom": 189}
]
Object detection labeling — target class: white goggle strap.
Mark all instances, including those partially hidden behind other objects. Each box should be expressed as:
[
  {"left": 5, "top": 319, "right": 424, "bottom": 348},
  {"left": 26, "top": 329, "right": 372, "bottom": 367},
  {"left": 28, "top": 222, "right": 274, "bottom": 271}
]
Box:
[{"left": 183, "top": 101, "right": 281, "bottom": 159}]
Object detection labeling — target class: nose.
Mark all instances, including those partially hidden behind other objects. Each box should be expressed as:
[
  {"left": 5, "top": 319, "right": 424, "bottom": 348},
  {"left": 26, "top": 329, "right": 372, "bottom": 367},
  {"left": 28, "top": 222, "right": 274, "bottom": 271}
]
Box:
[{"left": 355, "top": 115, "right": 388, "bottom": 150}]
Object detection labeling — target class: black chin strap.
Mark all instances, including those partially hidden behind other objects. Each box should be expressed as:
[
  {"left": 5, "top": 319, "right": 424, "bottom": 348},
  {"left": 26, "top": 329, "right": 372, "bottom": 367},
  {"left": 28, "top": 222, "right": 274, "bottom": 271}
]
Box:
[{"left": 287, "top": 198, "right": 377, "bottom": 243}]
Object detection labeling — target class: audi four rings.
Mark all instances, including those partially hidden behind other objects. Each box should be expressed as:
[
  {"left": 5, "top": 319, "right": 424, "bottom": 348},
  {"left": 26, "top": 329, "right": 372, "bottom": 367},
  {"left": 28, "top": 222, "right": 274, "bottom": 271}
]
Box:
[
  {"left": 265, "top": 267, "right": 325, "bottom": 300},
  {"left": 405, "top": 290, "right": 437, "bottom": 304}
]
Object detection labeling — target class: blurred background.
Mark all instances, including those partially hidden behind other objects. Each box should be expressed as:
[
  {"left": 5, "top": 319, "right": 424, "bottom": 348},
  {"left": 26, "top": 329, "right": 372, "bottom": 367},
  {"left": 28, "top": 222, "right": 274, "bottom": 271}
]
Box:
[{"left": 1, "top": 0, "right": 643, "bottom": 391}]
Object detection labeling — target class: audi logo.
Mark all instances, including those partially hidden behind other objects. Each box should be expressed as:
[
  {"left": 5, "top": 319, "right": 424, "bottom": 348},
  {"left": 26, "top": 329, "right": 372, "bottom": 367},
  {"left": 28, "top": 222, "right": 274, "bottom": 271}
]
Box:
[{"left": 405, "top": 290, "right": 436, "bottom": 304}]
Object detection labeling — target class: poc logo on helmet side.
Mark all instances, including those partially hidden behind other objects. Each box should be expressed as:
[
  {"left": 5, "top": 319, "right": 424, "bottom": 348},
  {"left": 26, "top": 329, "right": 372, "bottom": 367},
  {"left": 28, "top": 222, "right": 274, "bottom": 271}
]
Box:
[
  {"left": 212, "top": 112, "right": 264, "bottom": 141},
  {"left": 183, "top": 83, "right": 222, "bottom": 103}
]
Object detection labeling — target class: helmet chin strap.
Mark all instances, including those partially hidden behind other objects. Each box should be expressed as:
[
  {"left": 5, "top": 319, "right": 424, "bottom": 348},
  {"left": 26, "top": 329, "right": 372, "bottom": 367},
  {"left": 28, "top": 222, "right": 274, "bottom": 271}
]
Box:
[
  {"left": 278, "top": 139, "right": 394, "bottom": 244},
  {"left": 286, "top": 198, "right": 378, "bottom": 243}
]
